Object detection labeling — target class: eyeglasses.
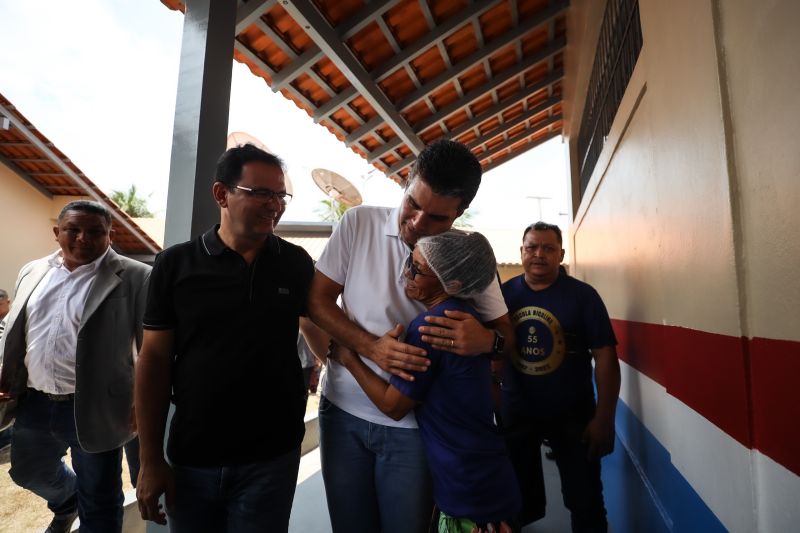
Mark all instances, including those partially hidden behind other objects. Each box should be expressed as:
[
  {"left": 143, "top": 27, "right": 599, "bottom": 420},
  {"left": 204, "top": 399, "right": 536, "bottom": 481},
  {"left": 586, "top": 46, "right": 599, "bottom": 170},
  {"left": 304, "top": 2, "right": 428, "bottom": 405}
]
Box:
[
  {"left": 405, "top": 252, "right": 437, "bottom": 279},
  {"left": 231, "top": 185, "right": 293, "bottom": 205},
  {"left": 522, "top": 244, "right": 560, "bottom": 254}
]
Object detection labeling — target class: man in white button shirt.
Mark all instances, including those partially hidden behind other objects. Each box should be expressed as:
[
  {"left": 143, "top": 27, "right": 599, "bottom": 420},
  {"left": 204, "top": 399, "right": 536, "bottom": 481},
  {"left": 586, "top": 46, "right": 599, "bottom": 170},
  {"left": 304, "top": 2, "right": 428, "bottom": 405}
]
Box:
[
  {"left": 309, "top": 140, "right": 515, "bottom": 533},
  {"left": 0, "top": 200, "right": 150, "bottom": 533}
]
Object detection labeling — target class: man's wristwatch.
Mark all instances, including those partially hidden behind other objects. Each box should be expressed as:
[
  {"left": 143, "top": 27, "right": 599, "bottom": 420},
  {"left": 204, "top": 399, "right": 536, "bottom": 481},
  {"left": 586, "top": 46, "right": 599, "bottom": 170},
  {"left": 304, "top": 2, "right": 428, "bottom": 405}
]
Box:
[{"left": 491, "top": 329, "right": 505, "bottom": 355}]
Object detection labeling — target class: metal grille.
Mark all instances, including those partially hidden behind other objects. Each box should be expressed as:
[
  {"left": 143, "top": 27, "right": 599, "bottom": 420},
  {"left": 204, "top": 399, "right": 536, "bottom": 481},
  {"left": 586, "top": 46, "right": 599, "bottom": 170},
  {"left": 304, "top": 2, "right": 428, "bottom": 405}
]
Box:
[{"left": 576, "top": 0, "right": 643, "bottom": 198}]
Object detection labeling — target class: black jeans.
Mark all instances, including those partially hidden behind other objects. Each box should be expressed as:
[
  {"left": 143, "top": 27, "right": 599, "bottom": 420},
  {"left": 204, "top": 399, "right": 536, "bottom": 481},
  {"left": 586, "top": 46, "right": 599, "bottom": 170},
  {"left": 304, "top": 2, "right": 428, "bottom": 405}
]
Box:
[{"left": 504, "top": 410, "right": 608, "bottom": 533}]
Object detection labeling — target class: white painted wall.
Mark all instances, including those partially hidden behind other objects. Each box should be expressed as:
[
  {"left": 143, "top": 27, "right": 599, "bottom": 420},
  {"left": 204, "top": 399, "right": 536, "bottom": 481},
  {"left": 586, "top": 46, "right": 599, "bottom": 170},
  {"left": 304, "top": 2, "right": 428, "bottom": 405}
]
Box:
[
  {"left": 563, "top": 0, "right": 800, "bottom": 531},
  {"left": 717, "top": 2, "right": 800, "bottom": 531},
  {"left": 718, "top": 0, "right": 800, "bottom": 343}
]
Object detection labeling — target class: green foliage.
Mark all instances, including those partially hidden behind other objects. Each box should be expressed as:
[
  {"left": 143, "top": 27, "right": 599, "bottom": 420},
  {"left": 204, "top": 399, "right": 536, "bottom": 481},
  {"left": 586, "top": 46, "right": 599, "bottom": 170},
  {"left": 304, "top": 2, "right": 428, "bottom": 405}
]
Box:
[
  {"left": 315, "top": 199, "right": 349, "bottom": 222},
  {"left": 453, "top": 208, "right": 476, "bottom": 228},
  {"left": 110, "top": 184, "right": 153, "bottom": 218}
]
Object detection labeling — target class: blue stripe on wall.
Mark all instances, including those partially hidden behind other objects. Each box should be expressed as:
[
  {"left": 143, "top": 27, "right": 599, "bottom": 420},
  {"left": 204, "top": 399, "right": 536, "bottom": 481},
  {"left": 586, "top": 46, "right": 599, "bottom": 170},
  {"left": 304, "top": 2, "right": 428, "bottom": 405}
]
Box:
[{"left": 602, "top": 399, "right": 727, "bottom": 533}]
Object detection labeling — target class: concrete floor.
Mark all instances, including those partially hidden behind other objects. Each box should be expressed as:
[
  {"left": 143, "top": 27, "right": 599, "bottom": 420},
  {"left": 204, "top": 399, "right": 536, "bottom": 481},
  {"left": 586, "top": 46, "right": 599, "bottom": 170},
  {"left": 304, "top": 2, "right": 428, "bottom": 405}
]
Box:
[{"left": 289, "top": 447, "right": 572, "bottom": 533}]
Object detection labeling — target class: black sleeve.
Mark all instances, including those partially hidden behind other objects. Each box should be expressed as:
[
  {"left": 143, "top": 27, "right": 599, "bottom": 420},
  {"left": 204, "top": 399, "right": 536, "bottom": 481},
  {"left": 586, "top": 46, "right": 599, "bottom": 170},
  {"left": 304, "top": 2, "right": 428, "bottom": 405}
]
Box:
[{"left": 142, "top": 250, "right": 177, "bottom": 330}]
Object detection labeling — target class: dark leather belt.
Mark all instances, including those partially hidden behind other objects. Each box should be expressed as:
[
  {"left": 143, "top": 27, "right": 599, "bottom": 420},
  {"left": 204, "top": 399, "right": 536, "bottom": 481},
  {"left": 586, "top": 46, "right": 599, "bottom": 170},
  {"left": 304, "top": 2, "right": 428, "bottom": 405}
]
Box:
[{"left": 29, "top": 388, "right": 74, "bottom": 402}]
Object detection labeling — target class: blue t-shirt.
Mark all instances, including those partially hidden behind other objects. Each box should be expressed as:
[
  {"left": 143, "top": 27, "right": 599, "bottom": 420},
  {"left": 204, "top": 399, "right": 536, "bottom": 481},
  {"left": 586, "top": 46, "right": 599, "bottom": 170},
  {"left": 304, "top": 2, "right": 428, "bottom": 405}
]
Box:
[
  {"left": 501, "top": 272, "right": 617, "bottom": 419},
  {"left": 390, "top": 299, "right": 521, "bottom": 524}
]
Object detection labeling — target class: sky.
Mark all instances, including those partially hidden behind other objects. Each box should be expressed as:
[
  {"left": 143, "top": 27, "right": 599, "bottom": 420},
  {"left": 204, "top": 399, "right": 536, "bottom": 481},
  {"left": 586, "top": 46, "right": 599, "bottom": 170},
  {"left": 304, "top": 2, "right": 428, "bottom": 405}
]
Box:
[{"left": 0, "top": 0, "right": 570, "bottom": 233}]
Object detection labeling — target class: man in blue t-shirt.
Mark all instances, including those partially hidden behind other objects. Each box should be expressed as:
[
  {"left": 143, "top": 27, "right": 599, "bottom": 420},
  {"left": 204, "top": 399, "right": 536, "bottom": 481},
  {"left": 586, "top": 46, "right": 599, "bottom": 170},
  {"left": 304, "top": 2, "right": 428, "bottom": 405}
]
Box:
[{"left": 501, "top": 222, "right": 620, "bottom": 533}]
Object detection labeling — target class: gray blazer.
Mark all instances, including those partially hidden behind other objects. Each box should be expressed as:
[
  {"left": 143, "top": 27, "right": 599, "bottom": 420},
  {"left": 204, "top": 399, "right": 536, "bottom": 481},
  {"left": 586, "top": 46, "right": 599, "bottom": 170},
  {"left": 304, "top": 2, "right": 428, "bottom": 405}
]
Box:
[{"left": 0, "top": 248, "right": 151, "bottom": 452}]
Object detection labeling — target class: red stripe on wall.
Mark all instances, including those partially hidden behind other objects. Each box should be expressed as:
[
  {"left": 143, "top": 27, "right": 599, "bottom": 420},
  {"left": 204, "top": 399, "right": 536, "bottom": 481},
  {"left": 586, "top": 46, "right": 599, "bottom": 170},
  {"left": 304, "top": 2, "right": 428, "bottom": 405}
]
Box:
[
  {"left": 612, "top": 319, "right": 751, "bottom": 447},
  {"left": 750, "top": 337, "right": 800, "bottom": 477},
  {"left": 612, "top": 319, "right": 800, "bottom": 477}
]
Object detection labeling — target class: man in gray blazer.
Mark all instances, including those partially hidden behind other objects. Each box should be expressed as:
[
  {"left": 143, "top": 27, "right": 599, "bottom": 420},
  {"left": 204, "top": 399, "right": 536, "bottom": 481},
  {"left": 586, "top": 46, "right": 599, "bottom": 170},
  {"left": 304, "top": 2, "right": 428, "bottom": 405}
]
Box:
[{"left": 0, "top": 200, "right": 150, "bottom": 533}]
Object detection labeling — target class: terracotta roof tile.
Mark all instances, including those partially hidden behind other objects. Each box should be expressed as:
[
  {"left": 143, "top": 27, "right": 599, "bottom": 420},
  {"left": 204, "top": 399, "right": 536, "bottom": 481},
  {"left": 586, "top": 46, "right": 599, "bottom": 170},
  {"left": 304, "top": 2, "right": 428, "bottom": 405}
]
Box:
[{"left": 159, "top": 0, "right": 566, "bottom": 182}]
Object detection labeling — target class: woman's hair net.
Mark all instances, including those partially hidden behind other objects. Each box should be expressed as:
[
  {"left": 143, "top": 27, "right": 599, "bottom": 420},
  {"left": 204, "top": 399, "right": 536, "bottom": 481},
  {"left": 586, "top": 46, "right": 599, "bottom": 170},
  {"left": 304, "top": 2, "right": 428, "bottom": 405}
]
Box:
[{"left": 416, "top": 230, "right": 497, "bottom": 298}]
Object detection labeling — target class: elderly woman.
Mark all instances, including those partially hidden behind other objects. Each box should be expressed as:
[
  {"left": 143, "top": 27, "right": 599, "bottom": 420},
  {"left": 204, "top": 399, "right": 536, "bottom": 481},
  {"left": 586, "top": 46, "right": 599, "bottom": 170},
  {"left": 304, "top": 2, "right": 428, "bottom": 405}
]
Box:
[{"left": 335, "top": 231, "right": 520, "bottom": 533}]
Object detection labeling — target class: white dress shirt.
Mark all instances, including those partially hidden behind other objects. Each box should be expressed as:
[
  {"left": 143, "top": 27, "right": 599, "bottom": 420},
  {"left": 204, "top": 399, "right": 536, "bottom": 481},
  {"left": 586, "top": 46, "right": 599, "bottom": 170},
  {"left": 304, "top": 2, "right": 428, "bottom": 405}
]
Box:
[{"left": 24, "top": 248, "right": 109, "bottom": 394}]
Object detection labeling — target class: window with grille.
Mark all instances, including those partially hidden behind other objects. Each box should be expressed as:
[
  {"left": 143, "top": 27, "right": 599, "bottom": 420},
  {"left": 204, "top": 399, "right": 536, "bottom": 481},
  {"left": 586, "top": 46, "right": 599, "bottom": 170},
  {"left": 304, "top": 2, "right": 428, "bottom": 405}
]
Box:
[{"left": 576, "top": 0, "right": 643, "bottom": 199}]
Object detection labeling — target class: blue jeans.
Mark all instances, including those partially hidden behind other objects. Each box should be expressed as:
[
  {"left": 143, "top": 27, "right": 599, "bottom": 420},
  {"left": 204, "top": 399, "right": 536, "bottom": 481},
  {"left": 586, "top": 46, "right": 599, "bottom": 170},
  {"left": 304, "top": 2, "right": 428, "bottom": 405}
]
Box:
[
  {"left": 9, "top": 391, "right": 123, "bottom": 532},
  {"left": 319, "top": 396, "right": 433, "bottom": 533},
  {"left": 167, "top": 446, "right": 301, "bottom": 533}
]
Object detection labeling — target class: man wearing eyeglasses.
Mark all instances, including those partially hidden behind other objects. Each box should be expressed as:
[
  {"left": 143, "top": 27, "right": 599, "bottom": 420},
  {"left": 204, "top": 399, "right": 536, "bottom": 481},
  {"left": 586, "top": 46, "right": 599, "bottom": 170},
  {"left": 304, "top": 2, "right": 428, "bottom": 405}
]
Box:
[
  {"left": 308, "top": 139, "right": 514, "bottom": 533},
  {"left": 501, "top": 221, "right": 620, "bottom": 533},
  {"left": 135, "top": 144, "right": 315, "bottom": 531}
]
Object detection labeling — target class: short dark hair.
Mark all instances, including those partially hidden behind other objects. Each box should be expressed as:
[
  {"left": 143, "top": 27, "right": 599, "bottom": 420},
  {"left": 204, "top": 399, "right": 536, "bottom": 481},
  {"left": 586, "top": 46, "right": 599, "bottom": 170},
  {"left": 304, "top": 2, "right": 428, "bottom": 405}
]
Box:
[
  {"left": 216, "top": 144, "right": 284, "bottom": 187},
  {"left": 523, "top": 221, "right": 562, "bottom": 245},
  {"left": 408, "top": 140, "right": 481, "bottom": 210},
  {"left": 58, "top": 200, "right": 112, "bottom": 227}
]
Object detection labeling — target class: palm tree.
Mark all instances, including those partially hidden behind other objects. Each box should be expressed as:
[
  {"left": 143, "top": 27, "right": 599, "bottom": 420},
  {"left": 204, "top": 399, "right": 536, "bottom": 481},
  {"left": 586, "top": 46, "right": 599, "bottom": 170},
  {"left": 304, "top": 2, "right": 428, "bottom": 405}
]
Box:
[
  {"left": 315, "top": 199, "right": 349, "bottom": 222},
  {"left": 454, "top": 208, "right": 476, "bottom": 228},
  {"left": 111, "top": 185, "right": 153, "bottom": 217}
]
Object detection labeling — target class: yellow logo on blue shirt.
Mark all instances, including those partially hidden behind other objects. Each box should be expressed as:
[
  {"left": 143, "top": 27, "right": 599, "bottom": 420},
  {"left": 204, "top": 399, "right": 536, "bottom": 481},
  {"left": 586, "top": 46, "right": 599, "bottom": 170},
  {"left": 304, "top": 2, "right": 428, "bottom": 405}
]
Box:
[{"left": 510, "top": 306, "right": 565, "bottom": 375}]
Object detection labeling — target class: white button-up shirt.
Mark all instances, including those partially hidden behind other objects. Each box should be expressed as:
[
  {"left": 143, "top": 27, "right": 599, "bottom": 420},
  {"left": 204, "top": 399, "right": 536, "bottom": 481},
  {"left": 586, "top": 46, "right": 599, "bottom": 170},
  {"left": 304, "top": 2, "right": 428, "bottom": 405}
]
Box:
[{"left": 24, "top": 248, "right": 109, "bottom": 394}]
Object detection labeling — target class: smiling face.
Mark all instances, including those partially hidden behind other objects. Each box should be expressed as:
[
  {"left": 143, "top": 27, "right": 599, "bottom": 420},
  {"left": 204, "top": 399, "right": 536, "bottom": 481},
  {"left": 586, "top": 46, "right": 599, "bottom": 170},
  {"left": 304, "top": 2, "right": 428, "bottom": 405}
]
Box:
[
  {"left": 521, "top": 229, "right": 565, "bottom": 288},
  {"left": 216, "top": 160, "right": 286, "bottom": 239},
  {"left": 53, "top": 210, "right": 113, "bottom": 271},
  {"left": 404, "top": 247, "right": 447, "bottom": 305},
  {"left": 397, "top": 177, "right": 463, "bottom": 247}
]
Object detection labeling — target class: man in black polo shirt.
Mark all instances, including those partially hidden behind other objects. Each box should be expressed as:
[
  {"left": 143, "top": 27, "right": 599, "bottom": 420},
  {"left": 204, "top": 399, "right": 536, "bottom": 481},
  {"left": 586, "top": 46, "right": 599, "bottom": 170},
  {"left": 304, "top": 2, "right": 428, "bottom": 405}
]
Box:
[{"left": 134, "top": 144, "right": 314, "bottom": 532}]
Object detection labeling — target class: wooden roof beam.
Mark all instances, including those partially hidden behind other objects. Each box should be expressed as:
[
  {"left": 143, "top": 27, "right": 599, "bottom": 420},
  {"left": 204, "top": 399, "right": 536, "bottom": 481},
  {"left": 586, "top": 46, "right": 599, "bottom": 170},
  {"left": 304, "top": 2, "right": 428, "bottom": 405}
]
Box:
[
  {"left": 337, "top": 0, "right": 404, "bottom": 40},
  {"left": 371, "top": 61, "right": 561, "bottom": 164},
  {"left": 386, "top": 112, "right": 562, "bottom": 181},
  {"left": 0, "top": 152, "right": 53, "bottom": 198},
  {"left": 445, "top": 88, "right": 561, "bottom": 144},
  {"left": 344, "top": 116, "right": 384, "bottom": 147},
  {"left": 283, "top": 0, "right": 425, "bottom": 154},
  {"left": 464, "top": 98, "right": 562, "bottom": 150},
  {"left": 396, "top": 1, "right": 568, "bottom": 112},
  {"left": 478, "top": 114, "right": 562, "bottom": 162},
  {"left": 417, "top": 0, "right": 436, "bottom": 29},
  {"left": 386, "top": 155, "right": 416, "bottom": 179},
  {"left": 313, "top": 0, "right": 499, "bottom": 121},
  {"left": 253, "top": 18, "right": 298, "bottom": 59},
  {"left": 2, "top": 157, "right": 53, "bottom": 163},
  {"left": 270, "top": 46, "right": 325, "bottom": 92},
  {"left": 481, "top": 131, "right": 561, "bottom": 173},
  {"left": 235, "top": 0, "right": 278, "bottom": 34},
  {"left": 413, "top": 61, "right": 564, "bottom": 134},
  {"left": 367, "top": 137, "right": 403, "bottom": 164},
  {"left": 368, "top": 62, "right": 563, "bottom": 164}
]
